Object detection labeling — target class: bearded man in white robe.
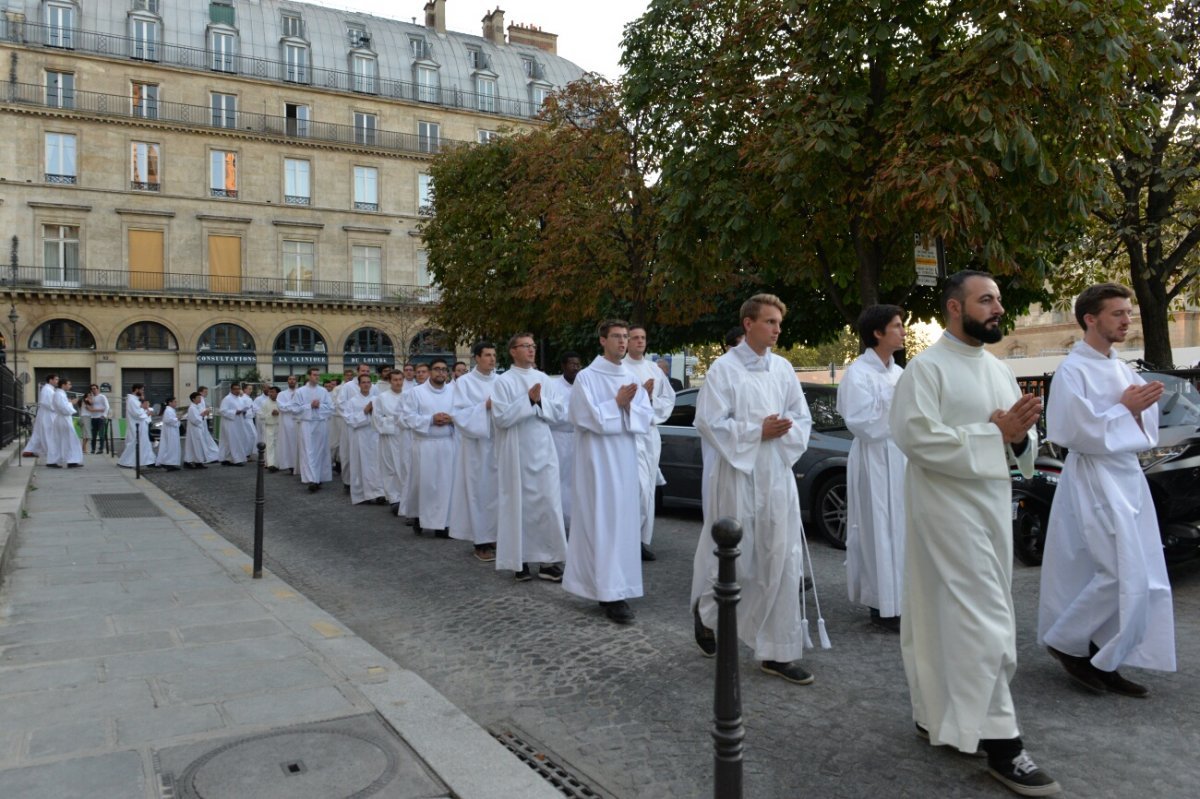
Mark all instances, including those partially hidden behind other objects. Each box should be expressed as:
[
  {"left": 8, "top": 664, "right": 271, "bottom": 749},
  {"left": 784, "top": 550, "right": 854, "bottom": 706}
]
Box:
[
  {"left": 184, "top": 391, "right": 219, "bottom": 467},
  {"left": 275, "top": 375, "right": 300, "bottom": 474},
  {"left": 373, "top": 371, "right": 407, "bottom": 514},
  {"left": 448, "top": 342, "right": 499, "bottom": 561},
  {"left": 154, "top": 397, "right": 182, "bottom": 470},
  {"left": 890, "top": 271, "right": 1060, "bottom": 797},
  {"left": 691, "top": 294, "right": 820, "bottom": 686},
  {"left": 117, "top": 385, "right": 155, "bottom": 469},
  {"left": 344, "top": 374, "right": 386, "bottom": 505},
  {"left": 49, "top": 380, "right": 84, "bottom": 467},
  {"left": 623, "top": 326, "right": 676, "bottom": 561},
  {"left": 564, "top": 320, "right": 653, "bottom": 625},
  {"left": 1038, "top": 283, "right": 1174, "bottom": 699},
  {"left": 402, "top": 359, "right": 457, "bottom": 535},
  {"left": 23, "top": 374, "right": 59, "bottom": 458},
  {"left": 492, "top": 333, "right": 568, "bottom": 582},
  {"left": 837, "top": 305, "right": 908, "bottom": 631},
  {"left": 284, "top": 367, "right": 334, "bottom": 492},
  {"left": 218, "top": 384, "right": 250, "bottom": 466},
  {"left": 546, "top": 352, "right": 581, "bottom": 530}
]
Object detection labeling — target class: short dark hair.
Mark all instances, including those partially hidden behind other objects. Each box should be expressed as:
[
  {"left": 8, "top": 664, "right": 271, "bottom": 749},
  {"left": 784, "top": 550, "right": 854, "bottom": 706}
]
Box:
[
  {"left": 856, "top": 304, "right": 905, "bottom": 351},
  {"left": 560, "top": 350, "right": 580, "bottom": 366},
  {"left": 724, "top": 326, "right": 744, "bottom": 348},
  {"left": 45, "top": 373, "right": 59, "bottom": 382},
  {"left": 131, "top": 383, "right": 144, "bottom": 393},
  {"left": 164, "top": 395, "right": 175, "bottom": 405},
  {"left": 307, "top": 367, "right": 320, "bottom": 376},
  {"left": 472, "top": 340, "right": 496, "bottom": 358},
  {"left": 940, "top": 270, "right": 993, "bottom": 317},
  {"left": 189, "top": 391, "right": 201, "bottom": 402},
  {"left": 507, "top": 332, "right": 535, "bottom": 350},
  {"left": 596, "top": 319, "right": 630, "bottom": 338},
  {"left": 429, "top": 357, "right": 448, "bottom": 369},
  {"left": 1074, "top": 283, "right": 1133, "bottom": 330}
]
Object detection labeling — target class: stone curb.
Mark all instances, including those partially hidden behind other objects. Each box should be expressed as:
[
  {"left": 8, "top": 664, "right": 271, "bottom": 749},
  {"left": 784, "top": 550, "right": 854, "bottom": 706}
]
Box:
[{"left": 0, "top": 445, "right": 37, "bottom": 590}]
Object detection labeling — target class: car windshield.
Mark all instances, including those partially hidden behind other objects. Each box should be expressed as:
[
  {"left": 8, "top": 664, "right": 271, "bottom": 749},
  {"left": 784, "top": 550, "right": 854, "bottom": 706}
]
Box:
[{"left": 1147, "top": 372, "right": 1200, "bottom": 427}]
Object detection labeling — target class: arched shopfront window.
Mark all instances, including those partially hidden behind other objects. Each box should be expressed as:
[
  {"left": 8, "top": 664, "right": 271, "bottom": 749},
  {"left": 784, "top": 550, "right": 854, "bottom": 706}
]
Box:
[
  {"left": 272, "top": 325, "right": 327, "bottom": 381},
  {"left": 198, "top": 323, "right": 255, "bottom": 352},
  {"left": 409, "top": 328, "right": 451, "bottom": 358},
  {"left": 29, "top": 319, "right": 97, "bottom": 350},
  {"left": 197, "top": 323, "right": 258, "bottom": 388},
  {"left": 344, "top": 327, "right": 393, "bottom": 367},
  {"left": 117, "top": 322, "right": 178, "bottom": 351}
]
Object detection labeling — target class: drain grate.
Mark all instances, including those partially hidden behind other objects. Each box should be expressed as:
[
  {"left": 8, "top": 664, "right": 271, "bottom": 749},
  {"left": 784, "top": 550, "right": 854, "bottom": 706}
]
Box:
[
  {"left": 91, "top": 493, "right": 166, "bottom": 518},
  {"left": 492, "top": 728, "right": 610, "bottom": 799}
]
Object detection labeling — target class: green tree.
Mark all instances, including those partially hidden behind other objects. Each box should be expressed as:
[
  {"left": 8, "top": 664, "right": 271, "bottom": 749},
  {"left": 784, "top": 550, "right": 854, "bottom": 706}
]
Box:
[{"left": 622, "top": 0, "right": 1166, "bottom": 324}]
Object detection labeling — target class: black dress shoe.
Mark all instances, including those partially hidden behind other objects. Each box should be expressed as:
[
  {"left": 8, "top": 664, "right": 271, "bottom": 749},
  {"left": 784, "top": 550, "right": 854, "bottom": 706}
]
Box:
[
  {"left": 67, "top": 463, "right": 83, "bottom": 468},
  {"left": 693, "top": 603, "right": 716, "bottom": 657},
  {"left": 641, "top": 543, "right": 657, "bottom": 562},
  {"left": 268, "top": 466, "right": 278, "bottom": 473},
  {"left": 760, "top": 660, "right": 814, "bottom": 685},
  {"left": 1047, "top": 646, "right": 1106, "bottom": 693},
  {"left": 1096, "top": 669, "right": 1149, "bottom": 698},
  {"left": 600, "top": 600, "right": 635, "bottom": 625},
  {"left": 307, "top": 483, "right": 320, "bottom": 493},
  {"left": 373, "top": 496, "right": 388, "bottom": 505},
  {"left": 869, "top": 607, "right": 900, "bottom": 632}
]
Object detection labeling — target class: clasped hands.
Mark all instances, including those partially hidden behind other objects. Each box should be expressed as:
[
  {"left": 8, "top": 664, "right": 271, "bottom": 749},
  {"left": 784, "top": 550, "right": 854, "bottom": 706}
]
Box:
[{"left": 990, "top": 394, "right": 1043, "bottom": 444}]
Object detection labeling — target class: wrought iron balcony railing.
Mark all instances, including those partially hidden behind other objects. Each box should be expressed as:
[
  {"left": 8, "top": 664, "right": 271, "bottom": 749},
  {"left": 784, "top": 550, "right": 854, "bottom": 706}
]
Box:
[
  {"left": 4, "top": 81, "right": 468, "bottom": 158},
  {"left": 2, "top": 18, "right": 549, "bottom": 121},
  {"left": 8, "top": 264, "right": 441, "bottom": 306}
]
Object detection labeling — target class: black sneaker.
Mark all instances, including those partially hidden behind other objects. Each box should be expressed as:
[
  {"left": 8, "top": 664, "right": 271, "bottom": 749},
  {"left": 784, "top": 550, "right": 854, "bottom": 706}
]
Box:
[
  {"left": 693, "top": 603, "right": 716, "bottom": 658},
  {"left": 1096, "top": 669, "right": 1149, "bottom": 698},
  {"left": 538, "top": 564, "right": 564, "bottom": 582},
  {"left": 1047, "top": 646, "right": 1105, "bottom": 693},
  {"left": 515, "top": 565, "right": 533, "bottom": 582},
  {"left": 760, "top": 660, "right": 814, "bottom": 685},
  {"left": 987, "top": 750, "right": 1061, "bottom": 796},
  {"left": 600, "top": 600, "right": 635, "bottom": 624},
  {"left": 640, "top": 543, "right": 657, "bottom": 562}
]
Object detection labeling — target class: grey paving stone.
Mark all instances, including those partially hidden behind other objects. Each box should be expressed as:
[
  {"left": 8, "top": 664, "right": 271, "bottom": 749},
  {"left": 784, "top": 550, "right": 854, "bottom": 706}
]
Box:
[
  {"left": 102, "top": 636, "right": 311, "bottom": 679},
  {"left": 0, "top": 679, "right": 155, "bottom": 729},
  {"left": 0, "top": 750, "right": 145, "bottom": 799},
  {"left": 111, "top": 600, "right": 270, "bottom": 634},
  {"left": 0, "top": 630, "right": 175, "bottom": 666},
  {"left": 115, "top": 704, "right": 225, "bottom": 746},
  {"left": 156, "top": 657, "right": 334, "bottom": 704},
  {"left": 177, "top": 618, "right": 287, "bottom": 645},
  {"left": 27, "top": 719, "right": 110, "bottom": 759},
  {"left": 0, "top": 659, "right": 101, "bottom": 697},
  {"left": 0, "top": 615, "right": 112, "bottom": 647},
  {"left": 221, "top": 684, "right": 362, "bottom": 727}
]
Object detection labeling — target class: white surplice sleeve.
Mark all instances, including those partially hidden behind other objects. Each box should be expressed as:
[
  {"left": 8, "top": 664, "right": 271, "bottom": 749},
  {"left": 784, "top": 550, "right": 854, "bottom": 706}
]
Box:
[
  {"left": 837, "top": 361, "right": 893, "bottom": 443},
  {"left": 695, "top": 361, "right": 761, "bottom": 474},
  {"left": 1047, "top": 361, "right": 1157, "bottom": 454}
]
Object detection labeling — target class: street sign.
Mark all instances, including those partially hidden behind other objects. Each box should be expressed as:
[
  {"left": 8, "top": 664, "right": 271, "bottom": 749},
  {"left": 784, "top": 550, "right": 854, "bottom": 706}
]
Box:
[{"left": 914, "top": 234, "right": 942, "bottom": 286}]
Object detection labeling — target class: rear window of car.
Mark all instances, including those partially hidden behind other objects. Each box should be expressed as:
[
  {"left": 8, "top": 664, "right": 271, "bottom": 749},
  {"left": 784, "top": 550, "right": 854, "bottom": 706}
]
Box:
[{"left": 659, "top": 386, "right": 846, "bottom": 431}]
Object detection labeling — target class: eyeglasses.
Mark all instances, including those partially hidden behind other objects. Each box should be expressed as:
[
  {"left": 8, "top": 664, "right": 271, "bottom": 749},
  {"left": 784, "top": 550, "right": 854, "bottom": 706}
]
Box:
[
  {"left": 431, "top": 366, "right": 449, "bottom": 372},
  {"left": 512, "top": 343, "right": 537, "bottom": 349}
]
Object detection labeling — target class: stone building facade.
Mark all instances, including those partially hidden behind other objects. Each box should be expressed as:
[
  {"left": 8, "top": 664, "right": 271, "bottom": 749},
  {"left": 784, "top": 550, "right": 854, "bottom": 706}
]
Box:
[{"left": 0, "top": 0, "right": 583, "bottom": 408}]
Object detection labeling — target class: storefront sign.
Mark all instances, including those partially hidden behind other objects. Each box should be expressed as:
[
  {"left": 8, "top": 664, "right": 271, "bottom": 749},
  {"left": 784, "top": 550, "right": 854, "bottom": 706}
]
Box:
[
  {"left": 197, "top": 351, "right": 257, "bottom": 365},
  {"left": 343, "top": 354, "right": 395, "bottom": 366},
  {"left": 273, "top": 351, "right": 329, "bottom": 366}
]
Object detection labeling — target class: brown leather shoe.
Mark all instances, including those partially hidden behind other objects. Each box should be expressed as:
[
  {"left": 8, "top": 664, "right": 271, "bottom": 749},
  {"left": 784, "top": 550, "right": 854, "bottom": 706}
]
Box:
[
  {"left": 1096, "top": 669, "right": 1149, "bottom": 698},
  {"left": 1047, "top": 646, "right": 1105, "bottom": 693}
]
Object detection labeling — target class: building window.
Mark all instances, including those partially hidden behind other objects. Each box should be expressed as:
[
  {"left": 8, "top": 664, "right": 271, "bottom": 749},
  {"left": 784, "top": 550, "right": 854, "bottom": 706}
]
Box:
[
  {"left": 409, "top": 36, "right": 427, "bottom": 59},
  {"left": 354, "top": 112, "right": 377, "bottom": 146},
  {"left": 351, "top": 246, "right": 382, "bottom": 300},
  {"left": 285, "top": 102, "right": 310, "bottom": 137},
  {"left": 476, "top": 76, "right": 497, "bottom": 113},
  {"left": 211, "top": 92, "right": 237, "bottom": 128},
  {"left": 210, "top": 30, "right": 236, "bottom": 72},
  {"left": 30, "top": 319, "right": 95, "bottom": 350},
  {"left": 522, "top": 57, "right": 535, "bottom": 78},
  {"left": 41, "top": 225, "right": 80, "bottom": 286},
  {"left": 418, "top": 121, "right": 440, "bottom": 154},
  {"left": 477, "top": 129, "right": 499, "bottom": 144},
  {"left": 284, "top": 158, "right": 310, "bottom": 205},
  {"left": 353, "top": 166, "right": 378, "bottom": 212},
  {"left": 282, "top": 241, "right": 315, "bottom": 297},
  {"left": 133, "top": 0, "right": 161, "bottom": 12},
  {"left": 345, "top": 327, "right": 393, "bottom": 357},
  {"left": 352, "top": 54, "right": 376, "bottom": 94},
  {"left": 532, "top": 84, "right": 550, "bottom": 109},
  {"left": 466, "top": 47, "right": 485, "bottom": 70},
  {"left": 284, "top": 43, "right": 309, "bottom": 83},
  {"left": 417, "top": 66, "right": 439, "bottom": 103},
  {"left": 348, "top": 25, "right": 368, "bottom": 47},
  {"left": 198, "top": 323, "right": 254, "bottom": 352},
  {"left": 209, "top": 150, "right": 237, "bottom": 198},
  {"left": 416, "top": 249, "right": 431, "bottom": 286},
  {"left": 132, "top": 82, "right": 158, "bottom": 118},
  {"left": 45, "top": 71, "right": 75, "bottom": 109},
  {"left": 44, "top": 132, "right": 77, "bottom": 183},
  {"left": 131, "top": 18, "right": 159, "bottom": 61},
  {"left": 281, "top": 13, "right": 304, "bottom": 39},
  {"left": 117, "top": 322, "right": 178, "bottom": 351},
  {"left": 209, "top": 1, "right": 235, "bottom": 26},
  {"left": 44, "top": 3, "right": 74, "bottom": 49},
  {"left": 418, "top": 174, "right": 433, "bottom": 216},
  {"left": 130, "top": 142, "right": 161, "bottom": 191}
]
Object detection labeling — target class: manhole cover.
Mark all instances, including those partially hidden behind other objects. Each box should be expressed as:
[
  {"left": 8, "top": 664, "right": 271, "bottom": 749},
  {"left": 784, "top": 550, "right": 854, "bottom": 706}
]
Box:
[
  {"left": 91, "top": 493, "right": 165, "bottom": 518},
  {"left": 155, "top": 714, "right": 447, "bottom": 799}
]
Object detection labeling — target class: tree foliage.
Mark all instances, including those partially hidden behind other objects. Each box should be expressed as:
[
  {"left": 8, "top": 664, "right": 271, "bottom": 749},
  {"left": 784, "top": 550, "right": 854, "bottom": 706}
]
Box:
[{"left": 621, "top": 0, "right": 1166, "bottom": 324}]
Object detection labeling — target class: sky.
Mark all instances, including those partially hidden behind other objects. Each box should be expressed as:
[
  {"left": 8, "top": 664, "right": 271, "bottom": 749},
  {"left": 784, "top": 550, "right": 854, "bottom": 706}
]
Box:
[{"left": 333, "top": 0, "right": 652, "bottom": 79}]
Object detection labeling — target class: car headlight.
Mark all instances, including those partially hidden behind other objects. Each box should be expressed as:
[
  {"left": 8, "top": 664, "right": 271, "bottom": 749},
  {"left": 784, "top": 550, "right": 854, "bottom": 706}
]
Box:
[
  {"left": 1137, "top": 445, "right": 1187, "bottom": 469},
  {"left": 1040, "top": 473, "right": 1059, "bottom": 485}
]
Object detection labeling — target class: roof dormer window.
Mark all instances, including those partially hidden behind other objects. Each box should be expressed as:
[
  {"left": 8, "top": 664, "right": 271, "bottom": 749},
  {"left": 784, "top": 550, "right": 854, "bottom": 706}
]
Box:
[
  {"left": 281, "top": 13, "right": 305, "bottom": 40},
  {"left": 347, "top": 25, "right": 371, "bottom": 49}
]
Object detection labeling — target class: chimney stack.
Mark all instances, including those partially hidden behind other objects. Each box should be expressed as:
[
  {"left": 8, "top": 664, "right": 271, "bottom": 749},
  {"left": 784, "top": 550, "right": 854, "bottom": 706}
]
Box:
[
  {"left": 424, "top": 0, "right": 446, "bottom": 34},
  {"left": 481, "top": 7, "right": 506, "bottom": 45},
  {"left": 507, "top": 22, "right": 557, "bottom": 55}
]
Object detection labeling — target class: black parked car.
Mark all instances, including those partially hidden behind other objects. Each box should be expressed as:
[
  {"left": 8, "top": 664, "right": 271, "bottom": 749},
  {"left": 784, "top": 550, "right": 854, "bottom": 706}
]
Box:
[
  {"left": 657, "top": 384, "right": 853, "bottom": 548},
  {"left": 1011, "top": 370, "right": 1200, "bottom": 568}
]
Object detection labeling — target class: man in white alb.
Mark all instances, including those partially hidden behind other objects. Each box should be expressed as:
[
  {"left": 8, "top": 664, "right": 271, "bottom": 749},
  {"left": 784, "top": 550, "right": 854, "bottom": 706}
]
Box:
[
  {"left": 344, "top": 374, "right": 386, "bottom": 504},
  {"left": 402, "top": 359, "right": 456, "bottom": 535},
  {"left": 23, "top": 373, "right": 59, "bottom": 458},
  {"left": 373, "top": 370, "right": 407, "bottom": 515},
  {"left": 275, "top": 374, "right": 300, "bottom": 474},
  {"left": 117, "top": 384, "right": 155, "bottom": 468},
  {"left": 623, "top": 326, "right": 676, "bottom": 561},
  {"left": 218, "top": 383, "right": 250, "bottom": 466},
  {"left": 546, "top": 352, "right": 582, "bottom": 531},
  {"left": 285, "top": 367, "right": 334, "bottom": 492},
  {"left": 448, "top": 342, "right": 499, "bottom": 561}
]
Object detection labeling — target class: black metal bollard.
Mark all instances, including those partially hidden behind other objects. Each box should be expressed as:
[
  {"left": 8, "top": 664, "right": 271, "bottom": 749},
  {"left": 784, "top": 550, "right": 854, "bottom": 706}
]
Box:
[
  {"left": 253, "top": 441, "right": 266, "bottom": 578},
  {"left": 135, "top": 422, "right": 142, "bottom": 479},
  {"left": 108, "top": 418, "right": 115, "bottom": 457},
  {"left": 712, "top": 517, "right": 744, "bottom": 799}
]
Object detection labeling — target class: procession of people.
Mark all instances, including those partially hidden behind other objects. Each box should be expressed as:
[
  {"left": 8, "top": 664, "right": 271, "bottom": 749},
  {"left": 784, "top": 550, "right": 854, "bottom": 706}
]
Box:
[{"left": 20, "top": 276, "right": 1182, "bottom": 798}]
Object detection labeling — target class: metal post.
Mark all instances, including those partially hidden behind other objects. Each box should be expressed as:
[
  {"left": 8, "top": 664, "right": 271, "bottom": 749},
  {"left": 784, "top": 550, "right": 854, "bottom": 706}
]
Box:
[
  {"left": 253, "top": 441, "right": 265, "bottom": 578},
  {"left": 712, "top": 517, "right": 744, "bottom": 799},
  {"left": 108, "top": 418, "right": 114, "bottom": 457},
  {"left": 135, "top": 422, "right": 142, "bottom": 479}
]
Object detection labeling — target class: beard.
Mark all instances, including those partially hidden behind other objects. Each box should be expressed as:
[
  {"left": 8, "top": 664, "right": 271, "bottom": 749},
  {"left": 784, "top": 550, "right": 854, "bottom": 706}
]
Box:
[{"left": 963, "top": 315, "right": 1004, "bottom": 344}]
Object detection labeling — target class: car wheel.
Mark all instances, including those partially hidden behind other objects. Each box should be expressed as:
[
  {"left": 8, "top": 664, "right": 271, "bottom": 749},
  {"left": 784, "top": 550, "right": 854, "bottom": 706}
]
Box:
[
  {"left": 1012, "top": 498, "right": 1047, "bottom": 567},
  {"left": 811, "top": 474, "right": 848, "bottom": 550}
]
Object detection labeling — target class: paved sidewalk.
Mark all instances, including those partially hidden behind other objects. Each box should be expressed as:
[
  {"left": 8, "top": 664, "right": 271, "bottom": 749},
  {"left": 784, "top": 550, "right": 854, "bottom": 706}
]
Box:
[{"left": 0, "top": 448, "right": 560, "bottom": 799}]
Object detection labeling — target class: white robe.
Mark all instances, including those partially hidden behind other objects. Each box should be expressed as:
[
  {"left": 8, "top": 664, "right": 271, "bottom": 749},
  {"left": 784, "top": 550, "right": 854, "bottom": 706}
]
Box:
[
  {"left": 373, "top": 388, "right": 407, "bottom": 505},
  {"left": 448, "top": 369, "right": 499, "bottom": 546},
  {"left": 889, "top": 333, "right": 1035, "bottom": 753},
  {"left": 49, "top": 389, "right": 83, "bottom": 466},
  {"left": 402, "top": 381, "right": 457, "bottom": 530},
  {"left": 546, "top": 376, "right": 577, "bottom": 529},
  {"left": 344, "top": 391, "right": 385, "bottom": 504},
  {"left": 1037, "top": 341, "right": 1175, "bottom": 672},
  {"left": 218, "top": 394, "right": 251, "bottom": 464},
  {"left": 837, "top": 350, "right": 907, "bottom": 617},
  {"left": 285, "top": 383, "right": 334, "bottom": 485},
  {"left": 335, "top": 381, "right": 359, "bottom": 485},
  {"left": 691, "top": 343, "right": 815, "bottom": 662},
  {"left": 563, "top": 356, "right": 653, "bottom": 602},
  {"left": 237, "top": 394, "right": 258, "bottom": 459},
  {"left": 117, "top": 394, "right": 155, "bottom": 468},
  {"left": 397, "top": 386, "right": 422, "bottom": 517},
  {"left": 154, "top": 406, "right": 181, "bottom": 467},
  {"left": 185, "top": 403, "right": 220, "bottom": 464},
  {"left": 252, "top": 393, "right": 269, "bottom": 448},
  {"left": 275, "top": 387, "right": 300, "bottom": 471},
  {"left": 492, "top": 366, "right": 568, "bottom": 570},
  {"left": 623, "top": 355, "right": 676, "bottom": 545},
  {"left": 24, "top": 382, "right": 58, "bottom": 457},
  {"left": 260, "top": 398, "right": 280, "bottom": 469}
]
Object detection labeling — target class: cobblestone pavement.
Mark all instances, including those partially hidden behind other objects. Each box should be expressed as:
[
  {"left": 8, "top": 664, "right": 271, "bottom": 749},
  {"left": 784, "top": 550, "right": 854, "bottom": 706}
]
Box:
[{"left": 146, "top": 463, "right": 1200, "bottom": 799}]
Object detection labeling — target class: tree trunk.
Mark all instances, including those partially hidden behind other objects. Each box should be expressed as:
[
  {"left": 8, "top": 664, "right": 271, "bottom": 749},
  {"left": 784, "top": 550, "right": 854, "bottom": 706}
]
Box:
[{"left": 1129, "top": 257, "right": 1175, "bottom": 368}]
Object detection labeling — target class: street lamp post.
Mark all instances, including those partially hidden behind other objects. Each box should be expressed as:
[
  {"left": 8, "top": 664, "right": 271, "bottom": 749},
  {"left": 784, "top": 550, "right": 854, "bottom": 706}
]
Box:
[{"left": 9, "top": 235, "right": 19, "bottom": 463}]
